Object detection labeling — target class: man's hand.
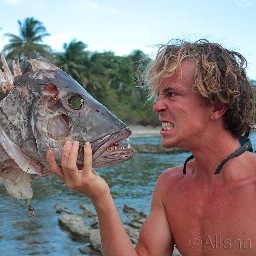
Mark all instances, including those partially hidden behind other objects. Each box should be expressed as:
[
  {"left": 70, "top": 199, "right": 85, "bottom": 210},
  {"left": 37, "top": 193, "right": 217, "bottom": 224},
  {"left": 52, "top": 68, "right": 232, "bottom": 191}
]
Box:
[{"left": 46, "top": 141, "right": 110, "bottom": 202}]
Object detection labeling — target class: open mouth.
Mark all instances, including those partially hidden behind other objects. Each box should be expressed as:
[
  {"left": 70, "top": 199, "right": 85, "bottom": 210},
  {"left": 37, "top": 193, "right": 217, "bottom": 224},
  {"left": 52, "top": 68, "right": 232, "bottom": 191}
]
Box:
[
  {"left": 162, "top": 121, "right": 174, "bottom": 131},
  {"left": 77, "top": 127, "right": 134, "bottom": 168}
]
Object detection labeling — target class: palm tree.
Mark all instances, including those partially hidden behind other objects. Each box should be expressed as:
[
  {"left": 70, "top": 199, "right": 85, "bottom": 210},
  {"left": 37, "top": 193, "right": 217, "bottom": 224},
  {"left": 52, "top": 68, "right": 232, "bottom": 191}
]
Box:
[
  {"left": 53, "top": 39, "right": 88, "bottom": 85},
  {"left": 3, "top": 17, "right": 52, "bottom": 60}
]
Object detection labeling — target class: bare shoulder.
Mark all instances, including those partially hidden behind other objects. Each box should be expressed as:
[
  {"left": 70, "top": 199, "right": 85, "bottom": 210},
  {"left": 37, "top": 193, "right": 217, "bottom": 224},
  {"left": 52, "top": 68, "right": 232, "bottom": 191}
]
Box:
[
  {"left": 247, "top": 151, "right": 256, "bottom": 163},
  {"left": 243, "top": 152, "right": 256, "bottom": 174},
  {"left": 239, "top": 152, "right": 256, "bottom": 183},
  {"left": 158, "top": 165, "right": 184, "bottom": 181},
  {"left": 154, "top": 166, "right": 185, "bottom": 195}
]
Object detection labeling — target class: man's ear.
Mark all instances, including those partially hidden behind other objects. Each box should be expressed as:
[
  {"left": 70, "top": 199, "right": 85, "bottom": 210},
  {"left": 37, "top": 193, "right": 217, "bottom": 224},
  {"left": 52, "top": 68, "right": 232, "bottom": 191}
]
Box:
[{"left": 210, "top": 103, "right": 228, "bottom": 120}]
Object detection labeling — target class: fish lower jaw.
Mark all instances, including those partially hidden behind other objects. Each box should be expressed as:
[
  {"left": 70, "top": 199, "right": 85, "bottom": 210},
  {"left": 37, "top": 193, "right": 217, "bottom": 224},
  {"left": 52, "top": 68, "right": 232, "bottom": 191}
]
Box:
[
  {"left": 162, "top": 121, "right": 174, "bottom": 131},
  {"left": 91, "top": 127, "right": 134, "bottom": 167},
  {"left": 92, "top": 142, "right": 134, "bottom": 167},
  {"left": 92, "top": 150, "right": 133, "bottom": 168}
]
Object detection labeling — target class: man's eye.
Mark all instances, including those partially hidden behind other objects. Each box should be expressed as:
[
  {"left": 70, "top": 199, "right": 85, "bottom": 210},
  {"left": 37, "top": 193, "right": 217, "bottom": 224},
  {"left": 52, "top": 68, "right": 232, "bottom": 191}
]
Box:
[
  {"left": 167, "top": 92, "right": 177, "bottom": 97},
  {"left": 68, "top": 95, "right": 84, "bottom": 110},
  {"left": 159, "top": 92, "right": 176, "bottom": 98}
]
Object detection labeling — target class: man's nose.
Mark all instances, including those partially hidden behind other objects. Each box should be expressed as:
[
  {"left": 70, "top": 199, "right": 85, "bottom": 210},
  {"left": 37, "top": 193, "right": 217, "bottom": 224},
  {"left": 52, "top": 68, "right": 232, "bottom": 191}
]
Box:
[{"left": 153, "top": 99, "right": 166, "bottom": 113}]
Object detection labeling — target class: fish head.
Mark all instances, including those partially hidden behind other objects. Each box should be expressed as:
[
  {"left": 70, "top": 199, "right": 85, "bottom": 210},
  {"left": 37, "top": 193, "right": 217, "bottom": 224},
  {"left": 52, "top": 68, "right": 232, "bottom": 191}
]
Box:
[
  {"left": 0, "top": 54, "right": 134, "bottom": 206},
  {"left": 1, "top": 56, "right": 134, "bottom": 170}
]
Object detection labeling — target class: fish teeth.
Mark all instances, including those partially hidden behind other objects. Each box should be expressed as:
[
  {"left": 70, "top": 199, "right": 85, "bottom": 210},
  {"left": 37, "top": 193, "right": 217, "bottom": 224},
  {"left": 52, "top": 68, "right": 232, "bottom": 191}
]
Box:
[
  {"left": 106, "top": 145, "right": 127, "bottom": 151},
  {"left": 125, "top": 138, "right": 131, "bottom": 149},
  {"left": 106, "top": 138, "right": 132, "bottom": 151}
]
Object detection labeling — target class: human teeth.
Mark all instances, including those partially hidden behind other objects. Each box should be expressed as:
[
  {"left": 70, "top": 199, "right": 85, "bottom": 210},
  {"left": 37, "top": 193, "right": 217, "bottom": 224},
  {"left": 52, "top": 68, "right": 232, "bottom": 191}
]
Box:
[{"left": 162, "top": 122, "right": 174, "bottom": 130}]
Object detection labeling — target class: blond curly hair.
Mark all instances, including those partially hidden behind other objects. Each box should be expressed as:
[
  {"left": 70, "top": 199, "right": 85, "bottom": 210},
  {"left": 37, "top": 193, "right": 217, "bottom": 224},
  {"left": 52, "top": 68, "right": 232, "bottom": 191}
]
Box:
[{"left": 146, "top": 39, "right": 254, "bottom": 138}]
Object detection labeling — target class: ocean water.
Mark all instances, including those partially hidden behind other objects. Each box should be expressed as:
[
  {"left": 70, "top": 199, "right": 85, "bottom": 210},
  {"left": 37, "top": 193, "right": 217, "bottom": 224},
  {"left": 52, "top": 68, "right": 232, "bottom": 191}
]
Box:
[{"left": 0, "top": 132, "right": 256, "bottom": 256}]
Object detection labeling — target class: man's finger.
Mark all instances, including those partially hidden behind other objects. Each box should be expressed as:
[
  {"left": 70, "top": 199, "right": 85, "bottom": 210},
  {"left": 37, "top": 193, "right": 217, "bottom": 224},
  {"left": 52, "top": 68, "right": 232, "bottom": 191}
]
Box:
[
  {"left": 66, "top": 141, "right": 82, "bottom": 183},
  {"left": 46, "top": 149, "right": 64, "bottom": 179},
  {"left": 67, "top": 141, "right": 79, "bottom": 169},
  {"left": 61, "top": 141, "right": 73, "bottom": 181},
  {"left": 83, "top": 142, "right": 93, "bottom": 171},
  {"left": 61, "top": 141, "right": 72, "bottom": 167}
]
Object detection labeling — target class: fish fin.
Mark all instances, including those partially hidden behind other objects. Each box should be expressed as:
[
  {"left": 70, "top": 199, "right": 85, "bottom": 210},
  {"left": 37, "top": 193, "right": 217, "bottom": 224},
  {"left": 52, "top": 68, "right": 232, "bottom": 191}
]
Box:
[
  {"left": 0, "top": 54, "right": 59, "bottom": 95},
  {"left": 0, "top": 167, "right": 33, "bottom": 200},
  {"left": 27, "top": 59, "right": 59, "bottom": 71},
  {"left": 0, "top": 128, "right": 43, "bottom": 176},
  {"left": 0, "top": 53, "right": 15, "bottom": 94},
  {"left": 12, "top": 59, "right": 22, "bottom": 77}
]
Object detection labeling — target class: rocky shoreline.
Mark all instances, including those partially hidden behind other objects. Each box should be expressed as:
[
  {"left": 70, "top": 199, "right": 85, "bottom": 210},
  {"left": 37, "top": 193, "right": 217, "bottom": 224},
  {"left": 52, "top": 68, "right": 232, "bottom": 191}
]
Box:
[{"left": 55, "top": 204, "right": 181, "bottom": 255}]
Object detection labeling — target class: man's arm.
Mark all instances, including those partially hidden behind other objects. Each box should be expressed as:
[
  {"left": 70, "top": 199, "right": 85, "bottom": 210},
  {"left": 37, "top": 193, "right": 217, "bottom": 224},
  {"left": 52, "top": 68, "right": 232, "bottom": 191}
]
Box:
[
  {"left": 46, "top": 141, "right": 174, "bottom": 255},
  {"left": 94, "top": 169, "right": 174, "bottom": 256},
  {"left": 136, "top": 171, "right": 174, "bottom": 255}
]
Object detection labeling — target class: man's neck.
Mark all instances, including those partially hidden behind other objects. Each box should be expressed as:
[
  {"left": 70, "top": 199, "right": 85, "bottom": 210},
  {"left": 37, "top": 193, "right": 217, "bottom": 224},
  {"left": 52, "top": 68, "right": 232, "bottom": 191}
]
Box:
[{"left": 187, "top": 132, "right": 248, "bottom": 186}]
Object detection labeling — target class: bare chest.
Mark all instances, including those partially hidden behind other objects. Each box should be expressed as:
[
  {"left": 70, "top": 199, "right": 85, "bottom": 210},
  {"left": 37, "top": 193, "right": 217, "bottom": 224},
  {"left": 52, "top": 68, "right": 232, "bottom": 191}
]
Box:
[{"left": 165, "top": 183, "right": 256, "bottom": 256}]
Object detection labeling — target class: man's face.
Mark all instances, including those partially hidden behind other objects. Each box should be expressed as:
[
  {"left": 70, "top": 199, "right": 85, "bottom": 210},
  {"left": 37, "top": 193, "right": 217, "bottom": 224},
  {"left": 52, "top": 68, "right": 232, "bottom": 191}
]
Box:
[{"left": 153, "top": 61, "right": 213, "bottom": 150}]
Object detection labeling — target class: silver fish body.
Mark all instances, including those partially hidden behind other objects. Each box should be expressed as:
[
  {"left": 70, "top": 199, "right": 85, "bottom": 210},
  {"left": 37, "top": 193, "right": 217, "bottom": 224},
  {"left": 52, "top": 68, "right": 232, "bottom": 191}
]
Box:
[{"left": 0, "top": 55, "right": 134, "bottom": 206}]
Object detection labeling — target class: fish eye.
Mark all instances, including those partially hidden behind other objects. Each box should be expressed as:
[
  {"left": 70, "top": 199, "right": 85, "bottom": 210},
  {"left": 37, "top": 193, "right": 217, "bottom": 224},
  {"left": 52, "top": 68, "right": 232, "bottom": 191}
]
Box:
[{"left": 68, "top": 95, "right": 84, "bottom": 110}]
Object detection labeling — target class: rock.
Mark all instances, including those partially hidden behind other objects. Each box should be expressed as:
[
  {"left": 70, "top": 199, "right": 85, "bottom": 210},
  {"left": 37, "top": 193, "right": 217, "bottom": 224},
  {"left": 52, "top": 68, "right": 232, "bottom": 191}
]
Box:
[
  {"left": 123, "top": 204, "right": 147, "bottom": 221},
  {"left": 58, "top": 212, "right": 91, "bottom": 241},
  {"left": 79, "top": 245, "right": 102, "bottom": 255},
  {"left": 124, "top": 224, "right": 140, "bottom": 244},
  {"left": 89, "top": 229, "right": 102, "bottom": 252},
  {"left": 123, "top": 204, "right": 137, "bottom": 213},
  {"left": 54, "top": 204, "right": 74, "bottom": 214},
  {"left": 56, "top": 204, "right": 181, "bottom": 255},
  {"left": 90, "top": 217, "right": 99, "bottom": 229},
  {"left": 80, "top": 204, "right": 97, "bottom": 217}
]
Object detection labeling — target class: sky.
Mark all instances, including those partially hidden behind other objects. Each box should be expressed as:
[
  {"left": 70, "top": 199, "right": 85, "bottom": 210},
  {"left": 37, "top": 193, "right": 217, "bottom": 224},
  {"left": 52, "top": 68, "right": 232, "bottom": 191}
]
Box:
[{"left": 0, "top": 0, "right": 256, "bottom": 80}]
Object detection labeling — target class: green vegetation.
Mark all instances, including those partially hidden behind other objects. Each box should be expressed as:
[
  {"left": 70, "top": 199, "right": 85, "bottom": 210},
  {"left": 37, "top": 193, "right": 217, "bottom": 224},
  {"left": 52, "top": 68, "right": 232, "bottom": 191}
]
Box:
[
  {"left": 1, "top": 17, "right": 159, "bottom": 126},
  {"left": 3, "top": 17, "right": 52, "bottom": 60},
  {"left": 1, "top": 17, "right": 256, "bottom": 126}
]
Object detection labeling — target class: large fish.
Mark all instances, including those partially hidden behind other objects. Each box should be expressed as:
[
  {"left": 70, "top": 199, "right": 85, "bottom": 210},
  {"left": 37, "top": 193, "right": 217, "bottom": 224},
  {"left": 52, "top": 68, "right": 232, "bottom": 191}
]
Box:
[{"left": 0, "top": 53, "right": 134, "bottom": 215}]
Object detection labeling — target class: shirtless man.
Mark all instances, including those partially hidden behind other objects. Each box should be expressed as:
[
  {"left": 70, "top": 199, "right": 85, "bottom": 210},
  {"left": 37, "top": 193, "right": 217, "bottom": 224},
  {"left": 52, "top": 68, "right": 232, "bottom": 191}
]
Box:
[{"left": 46, "top": 39, "right": 256, "bottom": 255}]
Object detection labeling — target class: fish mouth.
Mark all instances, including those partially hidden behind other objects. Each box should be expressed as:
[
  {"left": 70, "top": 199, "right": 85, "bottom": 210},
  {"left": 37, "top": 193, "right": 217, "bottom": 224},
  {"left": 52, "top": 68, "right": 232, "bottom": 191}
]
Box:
[{"left": 77, "top": 127, "right": 134, "bottom": 168}]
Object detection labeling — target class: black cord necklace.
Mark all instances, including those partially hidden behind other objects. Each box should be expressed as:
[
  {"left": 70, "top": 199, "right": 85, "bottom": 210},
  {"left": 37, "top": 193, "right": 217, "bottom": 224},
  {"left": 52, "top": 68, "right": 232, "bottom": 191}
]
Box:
[{"left": 182, "top": 140, "right": 252, "bottom": 175}]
